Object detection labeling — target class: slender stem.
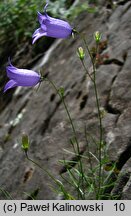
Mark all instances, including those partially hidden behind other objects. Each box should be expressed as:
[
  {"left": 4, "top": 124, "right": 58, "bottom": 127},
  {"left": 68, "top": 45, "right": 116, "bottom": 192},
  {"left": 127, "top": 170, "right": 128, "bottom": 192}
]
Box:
[
  {"left": 46, "top": 78, "right": 85, "bottom": 199},
  {"left": 80, "top": 35, "right": 103, "bottom": 199},
  {"left": 80, "top": 59, "right": 94, "bottom": 82},
  {"left": 84, "top": 125, "right": 97, "bottom": 196},
  {"left": 46, "top": 78, "right": 79, "bottom": 151},
  {"left": 25, "top": 151, "right": 59, "bottom": 185},
  {"left": 25, "top": 152, "right": 75, "bottom": 199},
  {"left": 92, "top": 64, "right": 103, "bottom": 199}
]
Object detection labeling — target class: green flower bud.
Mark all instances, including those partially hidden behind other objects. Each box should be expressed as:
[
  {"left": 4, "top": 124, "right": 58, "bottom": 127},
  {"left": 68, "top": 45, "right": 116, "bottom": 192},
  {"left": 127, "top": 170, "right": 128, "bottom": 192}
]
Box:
[
  {"left": 21, "top": 133, "right": 30, "bottom": 152},
  {"left": 77, "top": 47, "right": 85, "bottom": 60},
  {"left": 94, "top": 31, "right": 101, "bottom": 43}
]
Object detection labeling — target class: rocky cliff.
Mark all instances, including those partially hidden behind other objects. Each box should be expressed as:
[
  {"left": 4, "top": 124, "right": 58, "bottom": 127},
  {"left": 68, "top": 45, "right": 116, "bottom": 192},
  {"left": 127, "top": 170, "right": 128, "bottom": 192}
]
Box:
[{"left": 0, "top": 0, "right": 131, "bottom": 199}]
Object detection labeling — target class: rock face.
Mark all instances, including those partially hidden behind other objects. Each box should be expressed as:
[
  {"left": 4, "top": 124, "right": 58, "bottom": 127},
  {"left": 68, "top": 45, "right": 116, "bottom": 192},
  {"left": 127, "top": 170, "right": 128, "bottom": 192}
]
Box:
[{"left": 0, "top": 1, "right": 131, "bottom": 199}]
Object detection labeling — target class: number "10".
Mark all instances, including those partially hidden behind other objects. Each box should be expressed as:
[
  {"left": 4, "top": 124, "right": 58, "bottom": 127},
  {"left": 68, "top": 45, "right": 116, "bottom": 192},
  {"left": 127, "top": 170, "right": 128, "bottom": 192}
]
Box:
[{"left": 114, "top": 203, "right": 125, "bottom": 211}]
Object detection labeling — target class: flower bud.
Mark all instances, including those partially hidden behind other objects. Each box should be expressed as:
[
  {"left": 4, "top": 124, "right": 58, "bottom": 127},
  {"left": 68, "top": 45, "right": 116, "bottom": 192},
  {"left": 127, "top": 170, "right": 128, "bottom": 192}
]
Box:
[
  {"left": 94, "top": 31, "right": 101, "bottom": 43},
  {"left": 77, "top": 47, "right": 85, "bottom": 60},
  {"left": 22, "top": 133, "right": 30, "bottom": 152}
]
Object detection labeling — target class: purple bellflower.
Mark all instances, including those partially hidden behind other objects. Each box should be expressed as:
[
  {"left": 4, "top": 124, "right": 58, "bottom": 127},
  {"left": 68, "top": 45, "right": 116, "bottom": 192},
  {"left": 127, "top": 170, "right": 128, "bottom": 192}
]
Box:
[
  {"left": 4, "top": 59, "right": 41, "bottom": 92},
  {"left": 32, "top": 4, "right": 73, "bottom": 44}
]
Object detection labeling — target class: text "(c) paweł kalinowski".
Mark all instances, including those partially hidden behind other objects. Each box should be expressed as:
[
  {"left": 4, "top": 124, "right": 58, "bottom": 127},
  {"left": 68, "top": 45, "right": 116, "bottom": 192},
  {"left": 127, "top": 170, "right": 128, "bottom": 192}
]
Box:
[{"left": 20, "top": 202, "right": 104, "bottom": 212}]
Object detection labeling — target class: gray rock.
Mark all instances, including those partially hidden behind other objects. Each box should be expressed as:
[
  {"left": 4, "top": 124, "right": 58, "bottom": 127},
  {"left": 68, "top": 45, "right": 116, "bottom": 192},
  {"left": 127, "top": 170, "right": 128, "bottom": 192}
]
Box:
[{"left": 0, "top": 0, "right": 131, "bottom": 199}]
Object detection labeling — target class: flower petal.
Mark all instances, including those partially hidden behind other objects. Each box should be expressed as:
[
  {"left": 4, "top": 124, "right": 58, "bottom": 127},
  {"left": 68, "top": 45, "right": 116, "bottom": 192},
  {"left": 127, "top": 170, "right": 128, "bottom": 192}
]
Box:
[
  {"left": 6, "top": 62, "right": 40, "bottom": 86},
  {"left": 37, "top": 12, "right": 47, "bottom": 25},
  {"left": 44, "top": 3, "right": 49, "bottom": 17},
  {"left": 43, "top": 3, "right": 72, "bottom": 38},
  {"left": 32, "top": 26, "right": 47, "bottom": 37},
  {"left": 4, "top": 80, "right": 17, "bottom": 92},
  {"left": 45, "top": 17, "right": 72, "bottom": 38},
  {"left": 32, "top": 28, "right": 47, "bottom": 44}
]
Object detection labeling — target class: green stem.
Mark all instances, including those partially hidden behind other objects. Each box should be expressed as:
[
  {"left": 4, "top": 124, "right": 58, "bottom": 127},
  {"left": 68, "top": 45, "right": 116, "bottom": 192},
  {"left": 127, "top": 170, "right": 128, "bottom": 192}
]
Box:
[
  {"left": 80, "top": 35, "right": 103, "bottom": 199},
  {"left": 84, "top": 125, "right": 97, "bottom": 196},
  {"left": 25, "top": 151, "right": 59, "bottom": 186},
  {"left": 92, "top": 64, "right": 103, "bottom": 199},
  {"left": 25, "top": 151, "right": 75, "bottom": 199},
  {"left": 80, "top": 59, "right": 94, "bottom": 82},
  {"left": 46, "top": 78, "right": 85, "bottom": 199}
]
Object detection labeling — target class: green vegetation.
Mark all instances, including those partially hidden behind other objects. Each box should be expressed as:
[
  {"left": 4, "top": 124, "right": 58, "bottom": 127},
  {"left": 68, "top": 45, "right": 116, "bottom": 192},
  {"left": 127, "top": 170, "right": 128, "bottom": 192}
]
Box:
[
  {"left": 0, "top": 0, "right": 44, "bottom": 46},
  {"left": 0, "top": 0, "right": 96, "bottom": 63},
  {"left": 0, "top": 0, "right": 45, "bottom": 65},
  {"left": 48, "top": 0, "right": 96, "bottom": 20}
]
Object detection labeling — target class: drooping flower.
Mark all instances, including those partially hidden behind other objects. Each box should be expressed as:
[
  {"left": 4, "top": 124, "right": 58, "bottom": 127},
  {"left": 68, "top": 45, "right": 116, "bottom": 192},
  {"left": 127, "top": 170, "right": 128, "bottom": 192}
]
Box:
[
  {"left": 32, "top": 4, "right": 73, "bottom": 44},
  {"left": 4, "top": 59, "right": 41, "bottom": 92}
]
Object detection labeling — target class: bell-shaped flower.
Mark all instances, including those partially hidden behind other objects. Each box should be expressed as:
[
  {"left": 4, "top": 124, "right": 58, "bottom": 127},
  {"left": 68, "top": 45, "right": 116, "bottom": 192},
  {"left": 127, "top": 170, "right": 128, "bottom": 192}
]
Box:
[
  {"left": 4, "top": 59, "right": 41, "bottom": 92},
  {"left": 32, "top": 4, "right": 73, "bottom": 44}
]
